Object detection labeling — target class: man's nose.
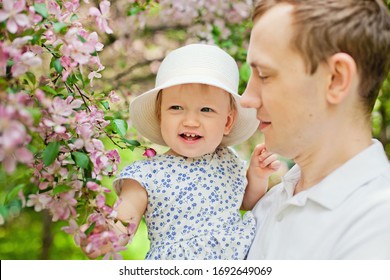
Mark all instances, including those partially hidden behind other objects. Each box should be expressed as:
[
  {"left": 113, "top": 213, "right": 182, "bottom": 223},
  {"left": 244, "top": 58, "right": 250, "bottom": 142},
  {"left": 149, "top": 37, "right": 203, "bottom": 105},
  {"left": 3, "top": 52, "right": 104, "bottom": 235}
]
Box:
[{"left": 240, "top": 84, "right": 262, "bottom": 109}]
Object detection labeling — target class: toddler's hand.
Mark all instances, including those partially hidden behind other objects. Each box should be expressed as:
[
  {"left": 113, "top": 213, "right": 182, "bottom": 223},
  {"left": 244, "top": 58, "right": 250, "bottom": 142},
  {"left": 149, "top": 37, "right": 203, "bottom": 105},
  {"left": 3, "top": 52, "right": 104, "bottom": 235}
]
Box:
[
  {"left": 250, "top": 143, "right": 281, "bottom": 179},
  {"left": 80, "top": 219, "right": 133, "bottom": 259}
]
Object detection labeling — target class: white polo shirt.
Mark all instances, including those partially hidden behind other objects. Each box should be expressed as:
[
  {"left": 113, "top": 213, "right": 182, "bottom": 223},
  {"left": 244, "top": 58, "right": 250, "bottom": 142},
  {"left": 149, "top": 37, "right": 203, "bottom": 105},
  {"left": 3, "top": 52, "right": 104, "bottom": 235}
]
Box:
[{"left": 247, "top": 139, "right": 390, "bottom": 259}]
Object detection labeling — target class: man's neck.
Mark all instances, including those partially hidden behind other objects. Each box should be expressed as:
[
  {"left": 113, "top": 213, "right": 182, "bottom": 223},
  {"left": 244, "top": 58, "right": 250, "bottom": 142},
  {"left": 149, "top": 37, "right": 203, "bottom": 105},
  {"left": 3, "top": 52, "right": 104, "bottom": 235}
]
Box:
[{"left": 293, "top": 132, "right": 372, "bottom": 195}]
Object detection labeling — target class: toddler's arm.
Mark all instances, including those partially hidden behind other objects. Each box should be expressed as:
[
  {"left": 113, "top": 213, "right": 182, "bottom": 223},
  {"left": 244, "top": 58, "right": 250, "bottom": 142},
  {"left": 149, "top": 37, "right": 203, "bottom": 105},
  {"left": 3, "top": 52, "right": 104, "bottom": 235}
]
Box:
[
  {"left": 81, "top": 179, "right": 147, "bottom": 259},
  {"left": 241, "top": 143, "right": 281, "bottom": 210}
]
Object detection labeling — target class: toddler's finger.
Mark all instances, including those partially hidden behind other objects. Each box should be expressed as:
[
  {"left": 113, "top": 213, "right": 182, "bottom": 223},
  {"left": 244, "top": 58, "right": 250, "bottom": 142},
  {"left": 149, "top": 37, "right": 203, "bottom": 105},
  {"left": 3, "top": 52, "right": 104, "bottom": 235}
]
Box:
[
  {"left": 252, "top": 143, "right": 266, "bottom": 157},
  {"left": 269, "top": 160, "right": 282, "bottom": 171},
  {"left": 260, "top": 154, "right": 280, "bottom": 168},
  {"left": 258, "top": 149, "right": 275, "bottom": 162}
]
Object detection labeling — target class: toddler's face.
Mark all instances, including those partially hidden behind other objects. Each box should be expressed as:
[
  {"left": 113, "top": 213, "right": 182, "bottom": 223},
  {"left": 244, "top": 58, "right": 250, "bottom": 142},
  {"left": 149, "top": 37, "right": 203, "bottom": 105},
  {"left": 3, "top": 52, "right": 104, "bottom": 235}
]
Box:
[{"left": 160, "top": 83, "right": 235, "bottom": 158}]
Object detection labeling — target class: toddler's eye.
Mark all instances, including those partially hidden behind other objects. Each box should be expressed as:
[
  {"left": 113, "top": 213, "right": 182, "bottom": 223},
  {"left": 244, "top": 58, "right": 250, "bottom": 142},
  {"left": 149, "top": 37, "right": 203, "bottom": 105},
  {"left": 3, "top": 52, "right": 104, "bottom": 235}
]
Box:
[
  {"left": 201, "top": 107, "right": 214, "bottom": 112},
  {"left": 169, "top": 105, "right": 183, "bottom": 110}
]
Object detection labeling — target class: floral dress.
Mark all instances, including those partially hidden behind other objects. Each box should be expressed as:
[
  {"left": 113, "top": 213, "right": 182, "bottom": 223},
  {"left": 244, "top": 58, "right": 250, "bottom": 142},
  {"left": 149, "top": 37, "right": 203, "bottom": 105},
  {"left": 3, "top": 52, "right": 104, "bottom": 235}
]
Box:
[{"left": 113, "top": 146, "right": 256, "bottom": 260}]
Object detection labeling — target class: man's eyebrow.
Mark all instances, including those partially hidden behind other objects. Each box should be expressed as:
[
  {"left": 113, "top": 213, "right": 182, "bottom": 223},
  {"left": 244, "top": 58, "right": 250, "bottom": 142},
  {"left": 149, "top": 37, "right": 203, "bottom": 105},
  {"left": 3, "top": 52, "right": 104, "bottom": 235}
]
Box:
[
  {"left": 251, "top": 62, "right": 278, "bottom": 75},
  {"left": 249, "top": 61, "right": 269, "bottom": 70}
]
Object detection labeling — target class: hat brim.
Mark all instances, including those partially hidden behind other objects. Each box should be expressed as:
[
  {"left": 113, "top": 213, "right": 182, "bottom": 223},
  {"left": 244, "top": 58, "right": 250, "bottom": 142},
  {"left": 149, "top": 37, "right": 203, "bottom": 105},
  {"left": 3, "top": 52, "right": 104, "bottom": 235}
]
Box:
[{"left": 130, "top": 75, "right": 259, "bottom": 147}]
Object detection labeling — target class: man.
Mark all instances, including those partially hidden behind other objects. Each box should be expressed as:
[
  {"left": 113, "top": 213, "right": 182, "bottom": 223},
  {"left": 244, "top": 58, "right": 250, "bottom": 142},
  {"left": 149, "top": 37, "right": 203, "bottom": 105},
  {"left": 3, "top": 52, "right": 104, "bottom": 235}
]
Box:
[{"left": 241, "top": 0, "right": 390, "bottom": 259}]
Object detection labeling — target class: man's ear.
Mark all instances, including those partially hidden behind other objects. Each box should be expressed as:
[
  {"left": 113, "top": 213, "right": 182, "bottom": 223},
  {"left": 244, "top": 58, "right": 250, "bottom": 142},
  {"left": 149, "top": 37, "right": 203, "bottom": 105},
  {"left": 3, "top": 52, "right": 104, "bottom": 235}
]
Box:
[
  {"left": 224, "top": 109, "right": 237, "bottom": 135},
  {"left": 326, "top": 53, "right": 357, "bottom": 104}
]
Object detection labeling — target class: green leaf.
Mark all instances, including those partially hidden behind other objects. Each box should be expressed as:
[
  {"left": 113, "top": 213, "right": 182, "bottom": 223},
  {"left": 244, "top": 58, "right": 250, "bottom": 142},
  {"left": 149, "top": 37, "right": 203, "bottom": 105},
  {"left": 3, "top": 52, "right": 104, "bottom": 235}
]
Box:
[
  {"left": 42, "top": 141, "right": 60, "bottom": 166},
  {"left": 32, "top": 31, "right": 44, "bottom": 45},
  {"left": 66, "top": 74, "right": 79, "bottom": 85},
  {"left": 52, "top": 58, "right": 63, "bottom": 73},
  {"left": 122, "top": 138, "right": 141, "bottom": 147},
  {"left": 75, "top": 72, "right": 85, "bottom": 87},
  {"left": 40, "top": 85, "right": 58, "bottom": 96},
  {"left": 128, "top": 7, "right": 142, "bottom": 16},
  {"left": 84, "top": 222, "right": 96, "bottom": 236},
  {"left": 34, "top": 3, "right": 49, "bottom": 18},
  {"left": 25, "top": 71, "right": 36, "bottom": 85},
  {"left": 25, "top": 107, "right": 42, "bottom": 125},
  {"left": 53, "top": 185, "right": 73, "bottom": 195},
  {"left": 7, "top": 59, "right": 13, "bottom": 67},
  {"left": 70, "top": 14, "right": 79, "bottom": 22},
  {"left": 100, "top": 101, "right": 110, "bottom": 110},
  {"left": 5, "top": 184, "right": 25, "bottom": 203},
  {"left": 53, "top": 22, "right": 68, "bottom": 33},
  {"left": 77, "top": 35, "right": 86, "bottom": 43},
  {"left": 72, "top": 151, "right": 90, "bottom": 169},
  {"left": 112, "top": 119, "right": 128, "bottom": 137}
]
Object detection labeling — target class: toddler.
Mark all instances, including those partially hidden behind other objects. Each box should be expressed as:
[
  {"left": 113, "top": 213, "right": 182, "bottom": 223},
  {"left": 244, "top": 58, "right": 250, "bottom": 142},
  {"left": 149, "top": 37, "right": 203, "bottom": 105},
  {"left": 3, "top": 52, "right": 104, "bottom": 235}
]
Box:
[{"left": 84, "top": 44, "right": 280, "bottom": 259}]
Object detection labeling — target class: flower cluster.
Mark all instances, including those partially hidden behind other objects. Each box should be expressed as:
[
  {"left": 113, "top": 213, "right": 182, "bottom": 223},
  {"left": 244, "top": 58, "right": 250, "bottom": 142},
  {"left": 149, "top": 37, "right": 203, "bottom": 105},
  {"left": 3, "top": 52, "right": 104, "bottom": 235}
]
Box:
[
  {"left": 0, "top": 0, "right": 152, "bottom": 260},
  {"left": 0, "top": 92, "right": 34, "bottom": 174},
  {"left": 123, "top": 0, "right": 253, "bottom": 46}
]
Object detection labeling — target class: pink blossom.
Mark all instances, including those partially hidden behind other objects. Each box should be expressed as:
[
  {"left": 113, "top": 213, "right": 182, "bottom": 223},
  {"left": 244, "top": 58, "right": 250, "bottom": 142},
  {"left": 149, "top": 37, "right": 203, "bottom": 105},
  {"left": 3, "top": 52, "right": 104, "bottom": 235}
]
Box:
[
  {"left": 26, "top": 193, "right": 52, "bottom": 212},
  {"left": 46, "top": 159, "right": 69, "bottom": 178},
  {"left": 48, "top": 191, "right": 77, "bottom": 222},
  {"left": 108, "top": 91, "right": 120, "bottom": 103},
  {"left": 96, "top": 194, "right": 106, "bottom": 208},
  {"left": 0, "top": 42, "right": 9, "bottom": 76},
  {"left": 61, "top": 219, "right": 86, "bottom": 246},
  {"left": 62, "top": 27, "right": 96, "bottom": 65},
  {"left": 143, "top": 148, "right": 157, "bottom": 158},
  {"left": 0, "top": 0, "right": 30, "bottom": 33},
  {"left": 47, "top": 0, "right": 62, "bottom": 20},
  {"left": 87, "top": 32, "right": 104, "bottom": 52},
  {"left": 76, "top": 106, "right": 109, "bottom": 128},
  {"left": 60, "top": 55, "right": 78, "bottom": 81},
  {"left": 6, "top": 146, "right": 34, "bottom": 171},
  {"left": 18, "top": 190, "right": 26, "bottom": 207},
  {"left": 84, "top": 223, "right": 128, "bottom": 260},
  {"left": 85, "top": 229, "right": 117, "bottom": 253},
  {"left": 88, "top": 67, "right": 104, "bottom": 87},
  {"left": 0, "top": 115, "right": 34, "bottom": 173},
  {"left": 103, "top": 244, "right": 126, "bottom": 260},
  {"left": 11, "top": 51, "right": 42, "bottom": 77},
  {"left": 62, "top": 41, "right": 90, "bottom": 65},
  {"left": 90, "top": 148, "right": 119, "bottom": 177},
  {"left": 28, "top": 5, "right": 43, "bottom": 24},
  {"left": 64, "top": 0, "right": 80, "bottom": 14},
  {"left": 107, "top": 149, "right": 120, "bottom": 163},
  {"left": 86, "top": 181, "right": 110, "bottom": 193},
  {"left": 106, "top": 149, "right": 120, "bottom": 174},
  {"left": 44, "top": 30, "right": 56, "bottom": 44},
  {"left": 86, "top": 138, "right": 105, "bottom": 154},
  {"left": 69, "top": 178, "right": 83, "bottom": 192},
  {"left": 62, "top": 219, "right": 79, "bottom": 235},
  {"left": 51, "top": 96, "right": 83, "bottom": 118},
  {"left": 42, "top": 96, "right": 83, "bottom": 135},
  {"left": 11, "top": 36, "right": 33, "bottom": 49},
  {"left": 89, "top": 0, "right": 113, "bottom": 34}
]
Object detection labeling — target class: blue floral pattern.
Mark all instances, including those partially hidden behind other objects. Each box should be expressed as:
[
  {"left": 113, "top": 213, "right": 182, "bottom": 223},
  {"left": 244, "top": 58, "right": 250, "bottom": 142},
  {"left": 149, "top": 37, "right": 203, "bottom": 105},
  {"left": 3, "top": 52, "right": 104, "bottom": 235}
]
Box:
[{"left": 114, "top": 146, "right": 255, "bottom": 260}]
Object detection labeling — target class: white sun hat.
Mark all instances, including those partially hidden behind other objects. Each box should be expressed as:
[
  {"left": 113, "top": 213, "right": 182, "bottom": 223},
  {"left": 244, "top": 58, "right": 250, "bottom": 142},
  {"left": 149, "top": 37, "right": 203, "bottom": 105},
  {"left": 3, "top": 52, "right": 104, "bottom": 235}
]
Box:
[{"left": 130, "top": 43, "right": 259, "bottom": 147}]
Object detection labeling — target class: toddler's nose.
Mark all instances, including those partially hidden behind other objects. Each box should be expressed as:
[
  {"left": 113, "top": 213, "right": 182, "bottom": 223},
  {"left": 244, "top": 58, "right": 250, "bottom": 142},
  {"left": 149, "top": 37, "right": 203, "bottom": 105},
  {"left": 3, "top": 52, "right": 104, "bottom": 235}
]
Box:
[{"left": 182, "top": 113, "right": 200, "bottom": 127}]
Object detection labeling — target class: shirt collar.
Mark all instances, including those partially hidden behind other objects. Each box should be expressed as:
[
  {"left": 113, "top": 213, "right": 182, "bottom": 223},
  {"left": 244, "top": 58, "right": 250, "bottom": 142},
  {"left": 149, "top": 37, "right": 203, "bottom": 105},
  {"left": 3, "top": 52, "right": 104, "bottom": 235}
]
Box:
[{"left": 281, "top": 139, "right": 390, "bottom": 210}]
